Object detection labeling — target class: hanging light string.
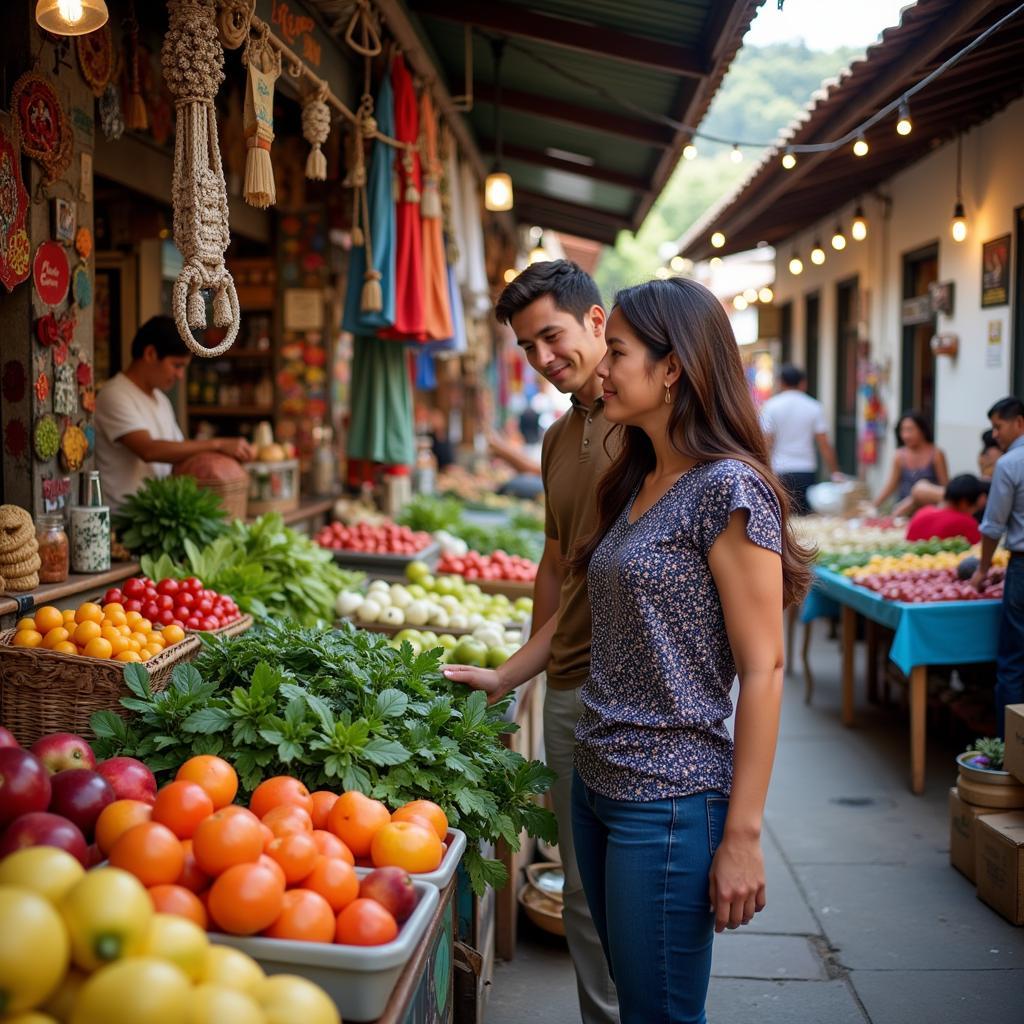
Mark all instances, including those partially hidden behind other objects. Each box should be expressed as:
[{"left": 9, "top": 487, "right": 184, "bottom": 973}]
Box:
[{"left": 505, "top": 2, "right": 1024, "bottom": 155}]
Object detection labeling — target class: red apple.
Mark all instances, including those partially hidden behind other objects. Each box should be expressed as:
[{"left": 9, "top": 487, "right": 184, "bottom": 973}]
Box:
[
  {"left": 0, "top": 727, "right": 18, "bottom": 749},
  {"left": 96, "top": 757, "right": 157, "bottom": 804},
  {"left": 30, "top": 733, "right": 96, "bottom": 774},
  {"left": 0, "top": 747, "right": 52, "bottom": 829},
  {"left": 48, "top": 769, "right": 115, "bottom": 840},
  {"left": 0, "top": 811, "right": 89, "bottom": 865},
  {"left": 359, "top": 866, "right": 418, "bottom": 923}
]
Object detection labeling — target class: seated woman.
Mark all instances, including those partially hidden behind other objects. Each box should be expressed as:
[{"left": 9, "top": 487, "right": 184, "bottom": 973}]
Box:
[
  {"left": 874, "top": 411, "right": 948, "bottom": 513},
  {"left": 903, "top": 428, "right": 1000, "bottom": 513}
]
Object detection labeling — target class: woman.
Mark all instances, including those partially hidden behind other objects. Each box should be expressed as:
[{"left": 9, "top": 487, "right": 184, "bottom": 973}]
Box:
[
  {"left": 445, "top": 278, "right": 811, "bottom": 1023},
  {"left": 874, "top": 411, "right": 948, "bottom": 512}
]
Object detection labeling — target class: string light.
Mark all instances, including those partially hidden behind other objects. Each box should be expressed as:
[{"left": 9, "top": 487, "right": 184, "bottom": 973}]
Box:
[
  {"left": 896, "top": 99, "right": 912, "bottom": 136},
  {"left": 758, "top": 287, "right": 774, "bottom": 303},
  {"left": 709, "top": 256, "right": 722, "bottom": 268},
  {"left": 789, "top": 253, "right": 804, "bottom": 275},
  {"left": 743, "top": 288, "right": 758, "bottom": 303},
  {"left": 831, "top": 224, "right": 847, "bottom": 251},
  {"left": 853, "top": 134, "right": 869, "bottom": 157},
  {"left": 733, "top": 295, "right": 748, "bottom": 310},
  {"left": 810, "top": 240, "right": 826, "bottom": 265},
  {"left": 35, "top": 0, "right": 108, "bottom": 34},
  {"left": 781, "top": 148, "right": 796, "bottom": 170},
  {"left": 851, "top": 205, "right": 868, "bottom": 241},
  {"left": 669, "top": 255, "right": 687, "bottom": 272},
  {"left": 710, "top": 231, "right": 726, "bottom": 249},
  {"left": 951, "top": 134, "right": 967, "bottom": 242},
  {"left": 730, "top": 144, "right": 743, "bottom": 164},
  {"left": 484, "top": 39, "right": 514, "bottom": 212},
  {"left": 528, "top": 245, "right": 550, "bottom": 264},
  {"left": 683, "top": 143, "right": 698, "bottom": 161},
  {"left": 655, "top": 266, "right": 671, "bottom": 280},
  {"left": 503, "top": 268, "right": 518, "bottom": 284}
]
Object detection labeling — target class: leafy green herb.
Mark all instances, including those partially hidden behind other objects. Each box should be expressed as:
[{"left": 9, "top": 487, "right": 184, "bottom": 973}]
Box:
[{"left": 398, "top": 495, "right": 543, "bottom": 561}]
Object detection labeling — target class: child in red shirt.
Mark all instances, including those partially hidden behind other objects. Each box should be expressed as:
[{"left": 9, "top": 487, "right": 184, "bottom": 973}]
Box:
[{"left": 906, "top": 474, "right": 989, "bottom": 543}]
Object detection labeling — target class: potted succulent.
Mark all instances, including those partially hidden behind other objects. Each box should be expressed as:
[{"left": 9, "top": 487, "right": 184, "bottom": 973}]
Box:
[{"left": 957, "top": 738, "right": 1012, "bottom": 785}]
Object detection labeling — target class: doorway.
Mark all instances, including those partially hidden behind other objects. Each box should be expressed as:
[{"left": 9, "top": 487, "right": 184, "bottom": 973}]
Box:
[
  {"left": 835, "top": 278, "right": 859, "bottom": 474},
  {"left": 780, "top": 301, "right": 793, "bottom": 366},
  {"left": 901, "top": 243, "right": 939, "bottom": 430},
  {"left": 805, "top": 291, "right": 821, "bottom": 399}
]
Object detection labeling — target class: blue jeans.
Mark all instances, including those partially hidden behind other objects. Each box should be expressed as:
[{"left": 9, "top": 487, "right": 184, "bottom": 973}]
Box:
[
  {"left": 571, "top": 771, "right": 729, "bottom": 1024},
  {"left": 996, "top": 557, "right": 1024, "bottom": 738}
]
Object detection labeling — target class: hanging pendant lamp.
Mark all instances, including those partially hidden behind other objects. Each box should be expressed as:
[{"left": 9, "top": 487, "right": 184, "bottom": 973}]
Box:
[
  {"left": 36, "top": 0, "right": 108, "bottom": 35},
  {"left": 485, "top": 37, "right": 514, "bottom": 212}
]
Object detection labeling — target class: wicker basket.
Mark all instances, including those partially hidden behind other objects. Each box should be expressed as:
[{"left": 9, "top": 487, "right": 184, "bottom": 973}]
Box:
[
  {"left": 0, "top": 630, "right": 201, "bottom": 745},
  {"left": 199, "top": 476, "right": 249, "bottom": 520}
]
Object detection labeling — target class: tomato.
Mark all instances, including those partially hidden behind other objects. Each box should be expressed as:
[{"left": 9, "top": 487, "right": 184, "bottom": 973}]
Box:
[
  {"left": 156, "top": 578, "right": 180, "bottom": 596},
  {"left": 123, "top": 578, "right": 145, "bottom": 599},
  {"left": 95, "top": 799, "right": 154, "bottom": 855},
  {"left": 327, "top": 790, "right": 390, "bottom": 857},
  {"left": 310, "top": 829, "right": 355, "bottom": 863},
  {"left": 0, "top": 886, "right": 69, "bottom": 1013},
  {"left": 392, "top": 799, "right": 448, "bottom": 841},
  {"left": 182, "top": 577, "right": 203, "bottom": 592},
  {"left": 148, "top": 884, "right": 207, "bottom": 928},
  {"left": 187, "top": 983, "right": 266, "bottom": 1024},
  {"left": 200, "top": 946, "right": 264, "bottom": 993},
  {"left": 207, "top": 863, "right": 284, "bottom": 936},
  {"left": 192, "top": 808, "right": 263, "bottom": 876},
  {"left": 152, "top": 780, "right": 215, "bottom": 839},
  {"left": 186, "top": 616, "right": 201, "bottom": 630},
  {"left": 250, "top": 776, "right": 313, "bottom": 819},
  {"left": 70, "top": 957, "right": 191, "bottom": 1024},
  {"left": 175, "top": 839, "right": 210, "bottom": 894},
  {"left": 309, "top": 791, "right": 338, "bottom": 830},
  {"left": 60, "top": 866, "right": 153, "bottom": 970},
  {"left": 157, "top": 594, "right": 175, "bottom": 611},
  {"left": 109, "top": 822, "right": 185, "bottom": 887},
  {"left": 177, "top": 591, "right": 195, "bottom": 607},
  {"left": 143, "top": 911, "right": 208, "bottom": 981},
  {"left": 300, "top": 855, "right": 358, "bottom": 913},
  {"left": 262, "top": 888, "right": 335, "bottom": 943},
  {"left": 176, "top": 755, "right": 238, "bottom": 809},
  {"left": 202, "top": 617, "right": 220, "bottom": 631},
  {"left": 255, "top": 975, "right": 340, "bottom": 1024},
  {"left": 104, "top": 588, "right": 123, "bottom": 604},
  {"left": 266, "top": 833, "right": 319, "bottom": 884},
  {"left": 335, "top": 898, "right": 398, "bottom": 946},
  {"left": 196, "top": 598, "right": 213, "bottom": 615}
]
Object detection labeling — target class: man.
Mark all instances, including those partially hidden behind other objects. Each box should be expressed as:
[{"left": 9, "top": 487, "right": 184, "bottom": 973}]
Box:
[
  {"left": 971, "top": 396, "right": 1024, "bottom": 736},
  {"left": 760, "top": 364, "right": 841, "bottom": 514},
  {"left": 95, "top": 316, "right": 254, "bottom": 513},
  {"left": 905, "top": 474, "right": 989, "bottom": 544},
  {"left": 457, "top": 261, "right": 618, "bottom": 1022}
]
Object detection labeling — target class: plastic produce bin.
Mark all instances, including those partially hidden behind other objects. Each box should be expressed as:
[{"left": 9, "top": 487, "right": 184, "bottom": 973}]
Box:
[{"left": 355, "top": 827, "right": 466, "bottom": 890}]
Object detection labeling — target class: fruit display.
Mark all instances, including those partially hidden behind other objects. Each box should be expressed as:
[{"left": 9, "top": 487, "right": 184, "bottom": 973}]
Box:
[
  {"left": 841, "top": 548, "right": 975, "bottom": 580},
  {"left": 314, "top": 520, "right": 433, "bottom": 556},
  {"left": 335, "top": 569, "right": 533, "bottom": 632},
  {"left": 818, "top": 537, "right": 972, "bottom": 573},
  {"left": 389, "top": 624, "right": 521, "bottom": 667},
  {"left": 851, "top": 566, "right": 1004, "bottom": 603},
  {"left": 792, "top": 515, "right": 908, "bottom": 556},
  {"left": 103, "top": 576, "right": 242, "bottom": 633},
  {"left": 436, "top": 547, "right": 537, "bottom": 582},
  {"left": 10, "top": 602, "right": 188, "bottom": 662},
  {"left": 0, "top": 849, "right": 339, "bottom": 1024}
]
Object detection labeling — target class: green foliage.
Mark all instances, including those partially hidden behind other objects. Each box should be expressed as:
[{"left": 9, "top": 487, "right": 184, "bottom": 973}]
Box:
[
  {"left": 112, "top": 476, "right": 228, "bottom": 563},
  {"left": 818, "top": 538, "right": 971, "bottom": 571},
  {"left": 398, "top": 495, "right": 543, "bottom": 561},
  {"left": 966, "top": 737, "right": 1005, "bottom": 771},
  {"left": 90, "top": 622, "right": 556, "bottom": 893}
]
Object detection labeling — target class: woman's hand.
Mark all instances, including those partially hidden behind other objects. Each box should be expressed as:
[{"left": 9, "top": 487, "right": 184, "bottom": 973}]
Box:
[
  {"left": 708, "top": 835, "right": 767, "bottom": 933},
  {"left": 442, "top": 664, "right": 511, "bottom": 704}
]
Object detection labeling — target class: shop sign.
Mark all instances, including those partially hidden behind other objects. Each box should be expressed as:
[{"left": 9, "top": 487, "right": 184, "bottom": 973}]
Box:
[
  {"left": 987, "top": 321, "right": 1003, "bottom": 368},
  {"left": 283, "top": 287, "right": 324, "bottom": 330},
  {"left": 901, "top": 295, "right": 932, "bottom": 326},
  {"left": 981, "top": 235, "right": 1010, "bottom": 307},
  {"left": 33, "top": 242, "right": 70, "bottom": 307}
]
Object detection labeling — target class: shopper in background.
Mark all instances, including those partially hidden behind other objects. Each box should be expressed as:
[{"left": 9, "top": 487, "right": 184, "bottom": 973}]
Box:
[
  {"left": 445, "top": 260, "right": 620, "bottom": 1024},
  {"left": 874, "top": 410, "right": 948, "bottom": 511},
  {"left": 760, "top": 364, "right": 841, "bottom": 514},
  {"left": 971, "top": 396, "right": 1024, "bottom": 737},
  {"left": 905, "top": 474, "right": 989, "bottom": 544},
  {"left": 905, "top": 429, "right": 1002, "bottom": 512},
  {"left": 95, "top": 316, "right": 254, "bottom": 513}
]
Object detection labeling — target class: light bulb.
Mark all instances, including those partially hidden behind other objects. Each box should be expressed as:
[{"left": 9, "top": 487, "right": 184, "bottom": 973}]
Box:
[
  {"left": 896, "top": 100, "right": 912, "bottom": 136},
  {"left": 528, "top": 245, "right": 549, "bottom": 265},
  {"left": 951, "top": 201, "right": 967, "bottom": 243},
  {"left": 788, "top": 255, "right": 804, "bottom": 275},
  {"left": 811, "top": 242, "right": 826, "bottom": 265},
  {"left": 851, "top": 207, "right": 868, "bottom": 241},
  {"left": 709, "top": 257, "right": 722, "bottom": 268},
  {"left": 730, "top": 145, "right": 743, "bottom": 164},
  {"left": 59, "top": 0, "right": 83, "bottom": 20},
  {"left": 655, "top": 266, "right": 671, "bottom": 280},
  {"left": 710, "top": 231, "right": 726, "bottom": 249},
  {"left": 831, "top": 226, "right": 847, "bottom": 251},
  {"left": 781, "top": 150, "right": 796, "bottom": 170},
  {"left": 743, "top": 288, "right": 758, "bottom": 303},
  {"left": 853, "top": 135, "right": 869, "bottom": 157},
  {"left": 503, "top": 268, "right": 518, "bottom": 284},
  {"left": 484, "top": 171, "right": 514, "bottom": 212},
  {"left": 36, "top": 0, "right": 107, "bottom": 34},
  {"left": 683, "top": 143, "right": 698, "bottom": 161},
  {"left": 758, "top": 287, "right": 774, "bottom": 304},
  {"left": 669, "top": 256, "right": 686, "bottom": 272},
  {"left": 733, "top": 295, "right": 748, "bottom": 311}
]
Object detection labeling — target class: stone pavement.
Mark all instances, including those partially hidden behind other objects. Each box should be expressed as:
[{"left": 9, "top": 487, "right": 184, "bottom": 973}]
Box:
[{"left": 485, "top": 627, "right": 1024, "bottom": 1024}]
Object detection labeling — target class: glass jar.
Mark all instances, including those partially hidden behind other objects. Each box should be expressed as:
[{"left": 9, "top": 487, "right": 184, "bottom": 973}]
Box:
[{"left": 36, "top": 514, "right": 69, "bottom": 583}]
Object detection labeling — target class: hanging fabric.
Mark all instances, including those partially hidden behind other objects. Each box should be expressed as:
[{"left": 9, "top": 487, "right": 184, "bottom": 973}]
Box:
[
  {"left": 346, "top": 335, "right": 415, "bottom": 466},
  {"left": 420, "top": 92, "right": 453, "bottom": 342},
  {"left": 456, "top": 161, "right": 491, "bottom": 318},
  {"left": 301, "top": 85, "right": 331, "bottom": 181},
  {"left": 242, "top": 23, "right": 281, "bottom": 208}
]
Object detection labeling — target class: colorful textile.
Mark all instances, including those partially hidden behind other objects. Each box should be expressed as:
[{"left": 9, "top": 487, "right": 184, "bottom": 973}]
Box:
[
  {"left": 419, "top": 93, "right": 452, "bottom": 341},
  {"left": 346, "top": 335, "right": 415, "bottom": 466}
]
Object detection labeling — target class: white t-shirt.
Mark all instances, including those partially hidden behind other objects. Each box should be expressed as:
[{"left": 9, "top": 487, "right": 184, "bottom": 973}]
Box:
[
  {"left": 761, "top": 389, "right": 827, "bottom": 474},
  {"left": 94, "top": 372, "right": 184, "bottom": 512}
]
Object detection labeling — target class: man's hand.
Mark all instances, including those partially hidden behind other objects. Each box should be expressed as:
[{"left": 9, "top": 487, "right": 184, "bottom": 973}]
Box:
[
  {"left": 970, "top": 567, "right": 989, "bottom": 592},
  {"left": 217, "top": 437, "right": 256, "bottom": 461}
]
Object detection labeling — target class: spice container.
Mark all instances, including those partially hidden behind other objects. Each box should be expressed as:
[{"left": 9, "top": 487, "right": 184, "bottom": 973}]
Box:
[
  {"left": 70, "top": 472, "right": 111, "bottom": 574},
  {"left": 36, "top": 514, "right": 69, "bottom": 583}
]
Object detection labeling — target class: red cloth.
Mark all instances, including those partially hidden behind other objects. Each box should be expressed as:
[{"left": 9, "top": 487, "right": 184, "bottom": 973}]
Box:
[
  {"left": 906, "top": 506, "right": 981, "bottom": 544},
  {"left": 380, "top": 55, "right": 426, "bottom": 341}
]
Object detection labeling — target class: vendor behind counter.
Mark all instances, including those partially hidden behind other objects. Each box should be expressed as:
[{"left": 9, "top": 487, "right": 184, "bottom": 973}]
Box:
[{"left": 94, "top": 316, "right": 254, "bottom": 514}]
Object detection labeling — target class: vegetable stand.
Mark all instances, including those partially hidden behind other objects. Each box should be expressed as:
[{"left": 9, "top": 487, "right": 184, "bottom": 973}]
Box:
[{"left": 801, "top": 568, "right": 1000, "bottom": 793}]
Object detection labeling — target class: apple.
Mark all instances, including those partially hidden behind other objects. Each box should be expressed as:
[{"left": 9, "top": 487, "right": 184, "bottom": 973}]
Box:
[
  {"left": 380, "top": 606, "right": 405, "bottom": 626},
  {"left": 487, "top": 646, "right": 514, "bottom": 669},
  {"left": 48, "top": 769, "right": 116, "bottom": 840},
  {"left": 0, "top": 727, "right": 19, "bottom": 749},
  {"left": 452, "top": 638, "right": 488, "bottom": 668},
  {"left": 0, "top": 748, "right": 52, "bottom": 829},
  {"left": 30, "top": 732, "right": 96, "bottom": 774},
  {"left": 0, "top": 811, "right": 89, "bottom": 865},
  {"left": 405, "top": 560, "right": 431, "bottom": 585},
  {"left": 96, "top": 756, "right": 157, "bottom": 804},
  {"left": 359, "top": 866, "right": 418, "bottom": 923}
]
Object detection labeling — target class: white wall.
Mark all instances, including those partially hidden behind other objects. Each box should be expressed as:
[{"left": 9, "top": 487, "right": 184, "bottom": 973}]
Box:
[{"left": 771, "top": 96, "right": 1024, "bottom": 491}]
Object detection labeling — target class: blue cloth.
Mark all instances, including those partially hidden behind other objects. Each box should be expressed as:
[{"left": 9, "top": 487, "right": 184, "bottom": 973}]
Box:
[
  {"left": 342, "top": 77, "right": 396, "bottom": 333},
  {"left": 980, "top": 435, "right": 1024, "bottom": 552},
  {"left": 996, "top": 557, "right": 1024, "bottom": 738},
  {"left": 801, "top": 567, "right": 1000, "bottom": 673},
  {"left": 572, "top": 771, "right": 727, "bottom": 1024}
]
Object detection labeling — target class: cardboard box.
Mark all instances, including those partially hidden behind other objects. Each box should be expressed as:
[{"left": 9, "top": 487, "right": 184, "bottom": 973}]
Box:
[
  {"left": 949, "top": 788, "right": 1002, "bottom": 882},
  {"left": 975, "top": 811, "right": 1024, "bottom": 925},
  {"left": 1005, "top": 704, "right": 1024, "bottom": 784}
]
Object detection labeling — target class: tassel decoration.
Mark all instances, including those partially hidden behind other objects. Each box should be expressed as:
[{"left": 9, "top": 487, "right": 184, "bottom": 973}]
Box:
[
  {"left": 242, "top": 27, "right": 280, "bottom": 209},
  {"left": 361, "top": 269, "right": 383, "bottom": 313},
  {"left": 302, "top": 86, "right": 331, "bottom": 181},
  {"left": 125, "top": 13, "right": 149, "bottom": 131}
]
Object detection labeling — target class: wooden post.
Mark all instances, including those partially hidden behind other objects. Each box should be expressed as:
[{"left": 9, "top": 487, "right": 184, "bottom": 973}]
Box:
[
  {"left": 910, "top": 665, "right": 927, "bottom": 795},
  {"left": 802, "top": 620, "right": 815, "bottom": 704},
  {"left": 841, "top": 606, "right": 856, "bottom": 726},
  {"left": 785, "top": 605, "right": 797, "bottom": 677},
  {"left": 866, "top": 619, "right": 880, "bottom": 704}
]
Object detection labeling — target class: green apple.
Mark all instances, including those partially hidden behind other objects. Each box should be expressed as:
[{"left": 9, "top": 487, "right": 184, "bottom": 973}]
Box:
[
  {"left": 452, "top": 637, "right": 488, "bottom": 667},
  {"left": 407, "top": 584, "right": 426, "bottom": 599},
  {"left": 434, "top": 576, "right": 456, "bottom": 597},
  {"left": 436, "top": 633, "right": 457, "bottom": 651},
  {"left": 486, "top": 645, "right": 513, "bottom": 669},
  {"left": 514, "top": 597, "right": 534, "bottom": 613},
  {"left": 394, "top": 628, "right": 423, "bottom": 645},
  {"left": 406, "top": 560, "right": 432, "bottom": 584}
]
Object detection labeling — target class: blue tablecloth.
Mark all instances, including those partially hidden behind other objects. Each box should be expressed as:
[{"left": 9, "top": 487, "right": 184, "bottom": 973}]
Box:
[{"left": 801, "top": 567, "right": 1001, "bottom": 673}]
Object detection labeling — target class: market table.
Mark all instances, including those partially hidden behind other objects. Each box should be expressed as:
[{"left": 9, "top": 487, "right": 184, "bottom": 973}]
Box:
[{"left": 801, "top": 567, "right": 1001, "bottom": 793}]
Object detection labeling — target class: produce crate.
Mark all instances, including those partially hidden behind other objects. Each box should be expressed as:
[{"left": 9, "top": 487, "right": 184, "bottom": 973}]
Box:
[
  {"left": 331, "top": 541, "right": 440, "bottom": 578},
  {"left": 211, "top": 881, "right": 441, "bottom": 1023},
  {"left": 0, "top": 630, "right": 201, "bottom": 745},
  {"left": 476, "top": 578, "right": 535, "bottom": 600},
  {"left": 246, "top": 459, "right": 301, "bottom": 516},
  {"left": 355, "top": 829, "right": 467, "bottom": 890},
  {"left": 342, "top": 618, "right": 478, "bottom": 640}
]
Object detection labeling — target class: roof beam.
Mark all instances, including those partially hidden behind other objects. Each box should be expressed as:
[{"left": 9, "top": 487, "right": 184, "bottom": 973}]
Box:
[
  {"left": 481, "top": 141, "right": 649, "bottom": 191},
  {"left": 410, "top": 0, "right": 708, "bottom": 77},
  {"left": 513, "top": 188, "right": 630, "bottom": 228},
  {"left": 473, "top": 83, "right": 674, "bottom": 146}
]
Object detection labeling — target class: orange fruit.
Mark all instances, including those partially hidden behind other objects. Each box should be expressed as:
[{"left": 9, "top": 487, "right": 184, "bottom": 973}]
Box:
[
  {"left": 257, "top": 853, "right": 287, "bottom": 889},
  {"left": 95, "top": 799, "right": 154, "bottom": 854},
  {"left": 54, "top": 641, "right": 79, "bottom": 655},
  {"left": 259, "top": 823, "right": 275, "bottom": 850},
  {"left": 83, "top": 636, "right": 114, "bottom": 660},
  {"left": 117, "top": 623, "right": 132, "bottom": 636},
  {"left": 152, "top": 780, "right": 215, "bottom": 840},
  {"left": 335, "top": 898, "right": 399, "bottom": 946},
  {"left": 161, "top": 624, "right": 186, "bottom": 645},
  {"left": 176, "top": 755, "right": 238, "bottom": 810},
  {"left": 392, "top": 800, "right": 448, "bottom": 841},
  {"left": 102, "top": 601, "right": 125, "bottom": 616},
  {"left": 62, "top": 608, "right": 77, "bottom": 624},
  {"left": 176, "top": 839, "right": 211, "bottom": 894},
  {"left": 72, "top": 620, "right": 102, "bottom": 646},
  {"left": 370, "top": 821, "right": 443, "bottom": 873},
  {"left": 42, "top": 626, "right": 71, "bottom": 649},
  {"left": 115, "top": 650, "right": 143, "bottom": 663},
  {"left": 13, "top": 629, "right": 43, "bottom": 648},
  {"left": 17, "top": 616, "right": 36, "bottom": 630},
  {"left": 100, "top": 624, "right": 122, "bottom": 641},
  {"left": 34, "top": 605, "right": 64, "bottom": 634},
  {"left": 137, "top": 618, "right": 153, "bottom": 634},
  {"left": 148, "top": 883, "right": 208, "bottom": 928},
  {"left": 300, "top": 855, "right": 359, "bottom": 913},
  {"left": 266, "top": 833, "right": 319, "bottom": 885},
  {"left": 141, "top": 645, "right": 163, "bottom": 659},
  {"left": 75, "top": 602, "right": 104, "bottom": 624},
  {"left": 309, "top": 791, "right": 338, "bottom": 831},
  {"left": 109, "top": 821, "right": 185, "bottom": 887},
  {"left": 311, "top": 830, "right": 355, "bottom": 865},
  {"left": 107, "top": 636, "right": 130, "bottom": 656},
  {"left": 263, "top": 888, "right": 335, "bottom": 943},
  {"left": 249, "top": 776, "right": 313, "bottom": 819},
  {"left": 129, "top": 631, "right": 149, "bottom": 647},
  {"left": 105, "top": 609, "right": 128, "bottom": 627},
  {"left": 207, "top": 863, "right": 285, "bottom": 936},
  {"left": 327, "top": 791, "right": 391, "bottom": 857},
  {"left": 262, "top": 805, "right": 313, "bottom": 838},
  {"left": 192, "top": 807, "right": 264, "bottom": 877},
  {"left": 125, "top": 611, "right": 143, "bottom": 629}
]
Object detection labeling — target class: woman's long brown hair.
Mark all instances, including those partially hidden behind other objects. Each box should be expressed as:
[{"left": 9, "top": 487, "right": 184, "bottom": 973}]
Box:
[{"left": 569, "top": 277, "right": 813, "bottom": 608}]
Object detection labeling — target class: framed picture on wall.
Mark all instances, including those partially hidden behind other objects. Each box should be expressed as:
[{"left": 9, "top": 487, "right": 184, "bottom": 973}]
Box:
[{"left": 981, "top": 234, "right": 1010, "bottom": 307}]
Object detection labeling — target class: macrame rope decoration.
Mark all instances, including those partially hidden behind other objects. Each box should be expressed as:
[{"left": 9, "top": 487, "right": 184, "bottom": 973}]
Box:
[
  {"left": 241, "top": 23, "right": 281, "bottom": 209},
  {"left": 301, "top": 84, "right": 330, "bottom": 181},
  {"left": 161, "top": 0, "right": 239, "bottom": 358}
]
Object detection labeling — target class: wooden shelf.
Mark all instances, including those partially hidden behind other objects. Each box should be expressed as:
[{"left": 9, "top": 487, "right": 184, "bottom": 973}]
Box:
[
  {"left": 187, "top": 405, "right": 275, "bottom": 417},
  {"left": 215, "top": 349, "right": 273, "bottom": 360},
  {"left": 0, "top": 561, "right": 140, "bottom": 621}
]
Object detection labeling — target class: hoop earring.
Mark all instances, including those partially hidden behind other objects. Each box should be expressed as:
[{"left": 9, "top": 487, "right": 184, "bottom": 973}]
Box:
[{"left": 664, "top": 383, "right": 672, "bottom": 405}]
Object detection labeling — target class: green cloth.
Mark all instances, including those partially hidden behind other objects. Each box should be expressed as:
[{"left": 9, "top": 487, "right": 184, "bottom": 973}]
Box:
[{"left": 346, "top": 336, "right": 415, "bottom": 465}]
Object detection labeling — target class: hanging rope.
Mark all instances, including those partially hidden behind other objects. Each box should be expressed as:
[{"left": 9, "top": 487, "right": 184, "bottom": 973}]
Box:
[
  {"left": 356, "top": 92, "right": 382, "bottom": 314},
  {"left": 161, "top": 0, "right": 239, "bottom": 357},
  {"left": 345, "top": 0, "right": 383, "bottom": 59},
  {"left": 242, "top": 23, "right": 281, "bottom": 208},
  {"left": 302, "top": 84, "right": 331, "bottom": 181}
]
